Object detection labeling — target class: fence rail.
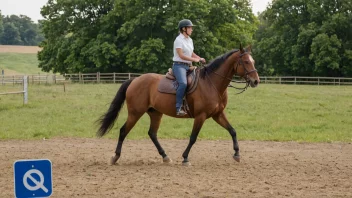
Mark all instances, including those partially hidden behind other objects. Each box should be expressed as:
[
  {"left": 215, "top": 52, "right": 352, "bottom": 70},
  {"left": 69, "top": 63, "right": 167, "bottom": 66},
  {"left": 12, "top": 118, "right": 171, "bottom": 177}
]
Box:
[
  {"left": 64, "top": 72, "right": 142, "bottom": 83},
  {"left": 261, "top": 76, "right": 352, "bottom": 85},
  {"left": 1, "top": 73, "right": 352, "bottom": 86},
  {"left": 1, "top": 74, "right": 66, "bottom": 85},
  {"left": 0, "top": 76, "right": 28, "bottom": 104}
]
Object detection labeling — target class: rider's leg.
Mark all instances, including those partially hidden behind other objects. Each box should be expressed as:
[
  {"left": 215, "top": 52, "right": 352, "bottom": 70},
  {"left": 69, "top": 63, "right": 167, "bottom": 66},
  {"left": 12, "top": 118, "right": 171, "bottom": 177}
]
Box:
[{"left": 172, "top": 63, "right": 189, "bottom": 115}]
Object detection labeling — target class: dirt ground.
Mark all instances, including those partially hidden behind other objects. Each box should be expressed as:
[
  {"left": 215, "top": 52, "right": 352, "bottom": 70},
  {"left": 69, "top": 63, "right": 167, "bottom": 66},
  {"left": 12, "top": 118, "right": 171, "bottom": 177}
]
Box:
[
  {"left": 0, "top": 138, "right": 351, "bottom": 198},
  {"left": 0, "top": 45, "right": 41, "bottom": 54}
]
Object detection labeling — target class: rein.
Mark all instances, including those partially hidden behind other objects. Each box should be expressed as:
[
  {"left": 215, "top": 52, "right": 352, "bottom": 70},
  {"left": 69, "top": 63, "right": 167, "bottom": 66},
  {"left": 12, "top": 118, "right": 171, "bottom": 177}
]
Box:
[
  {"left": 203, "top": 51, "right": 256, "bottom": 96},
  {"left": 212, "top": 70, "right": 249, "bottom": 95}
]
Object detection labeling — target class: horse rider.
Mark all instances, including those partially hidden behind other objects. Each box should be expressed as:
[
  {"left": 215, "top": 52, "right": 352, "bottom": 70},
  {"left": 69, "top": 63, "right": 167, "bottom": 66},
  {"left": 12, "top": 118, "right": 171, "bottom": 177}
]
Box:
[{"left": 172, "top": 19, "right": 206, "bottom": 116}]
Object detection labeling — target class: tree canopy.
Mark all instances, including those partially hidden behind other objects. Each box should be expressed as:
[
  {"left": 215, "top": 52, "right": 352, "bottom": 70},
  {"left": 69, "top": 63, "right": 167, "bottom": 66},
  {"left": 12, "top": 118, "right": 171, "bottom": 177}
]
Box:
[
  {"left": 38, "top": 0, "right": 258, "bottom": 74},
  {"left": 0, "top": 13, "right": 44, "bottom": 46},
  {"left": 0, "top": 11, "right": 3, "bottom": 39},
  {"left": 2, "top": 0, "right": 350, "bottom": 77},
  {"left": 254, "top": 0, "right": 352, "bottom": 77}
]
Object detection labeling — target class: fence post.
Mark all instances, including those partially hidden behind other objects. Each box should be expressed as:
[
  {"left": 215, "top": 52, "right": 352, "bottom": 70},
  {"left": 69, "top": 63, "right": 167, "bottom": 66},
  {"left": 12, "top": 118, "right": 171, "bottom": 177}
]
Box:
[
  {"left": 97, "top": 72, "right": 100, "bottom": 83},
  {"left": 79, "top": 72, "right": 82, "bottom": 83},
  {"left": 129, "top": 73, "right": 131, "bottom": 80},
  {"left": 294, "top": 77, "right": 296, "bottom": 85},
  {"left": 113, "top": 72, "right": 116, "bottom": 83},
  {"left": 23, "top": 76, "right": 28, "bottom": 104},
  {"left": 339, "top": 78, "right": 340, "bottom": 86}
]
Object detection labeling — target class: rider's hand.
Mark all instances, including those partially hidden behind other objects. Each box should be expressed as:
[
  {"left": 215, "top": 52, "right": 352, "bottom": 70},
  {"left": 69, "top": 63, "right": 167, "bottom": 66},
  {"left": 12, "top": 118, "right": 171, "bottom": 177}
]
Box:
[
  {"left": 200, "top": 58, "right": 206, "bottom": 64},
  {"left": 189, "top": 66, "right": 196, "bottom": 71}
]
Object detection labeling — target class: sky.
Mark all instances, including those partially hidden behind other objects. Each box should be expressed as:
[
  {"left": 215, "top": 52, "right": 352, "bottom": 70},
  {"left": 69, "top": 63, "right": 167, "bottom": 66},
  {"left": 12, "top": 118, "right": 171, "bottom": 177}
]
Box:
[{"left": 0, "top": 0, "right": 272, "bottom": 22}]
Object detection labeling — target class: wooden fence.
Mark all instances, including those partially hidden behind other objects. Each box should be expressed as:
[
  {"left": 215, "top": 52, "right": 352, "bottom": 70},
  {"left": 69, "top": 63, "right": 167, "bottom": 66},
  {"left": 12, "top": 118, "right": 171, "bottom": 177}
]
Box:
[
  {"left": 261, "top": 76, "right": 352, "bottom": 85},
  {"left": 1, "top": 73, "right": 352, "bottom": 86},
  {"left": 1, "top": 74, "right": 66, "bottom": 85},
  {"left": 64, "top": 73, "right": 142, "bottom": 83},
  {"left": 0, "top": 76, "right": 28, "bottom": 104}
]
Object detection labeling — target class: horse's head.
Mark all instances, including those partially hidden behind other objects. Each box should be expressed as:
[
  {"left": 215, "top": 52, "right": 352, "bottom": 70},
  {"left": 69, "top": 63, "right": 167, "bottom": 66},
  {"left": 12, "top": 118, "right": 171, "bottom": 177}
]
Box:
[{"left": 235, "top": 45, "right": 260, "bottom": 87}]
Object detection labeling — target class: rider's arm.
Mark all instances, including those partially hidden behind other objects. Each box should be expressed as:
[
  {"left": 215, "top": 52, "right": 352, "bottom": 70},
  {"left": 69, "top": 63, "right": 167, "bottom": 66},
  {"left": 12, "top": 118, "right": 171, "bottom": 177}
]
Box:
[
  {"left": 192, "top": 53, "right": 200, "bottom": 59},
  {"left": 176, "top": 48, "right": 200, "bottom": 62},
  {"left": 192, "top": 52, "right": 206, "bottom": 63}
]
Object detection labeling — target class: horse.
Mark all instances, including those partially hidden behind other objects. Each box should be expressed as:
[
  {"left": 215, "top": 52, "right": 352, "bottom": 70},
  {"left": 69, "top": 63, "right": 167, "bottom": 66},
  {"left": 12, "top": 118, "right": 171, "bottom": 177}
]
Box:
[{"left": 97, "top": 45, "right": 260, "bottom": 166}]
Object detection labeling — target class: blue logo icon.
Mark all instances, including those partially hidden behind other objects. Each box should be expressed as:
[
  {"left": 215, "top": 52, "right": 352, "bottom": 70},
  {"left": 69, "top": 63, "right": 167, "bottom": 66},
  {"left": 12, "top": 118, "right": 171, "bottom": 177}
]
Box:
[{"left": 14, "top": 159, "right": 53, "bottom": 198}]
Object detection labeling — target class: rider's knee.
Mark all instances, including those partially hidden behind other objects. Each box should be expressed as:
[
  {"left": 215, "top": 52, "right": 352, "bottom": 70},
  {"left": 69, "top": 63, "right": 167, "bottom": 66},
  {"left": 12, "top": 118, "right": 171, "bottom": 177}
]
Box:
[{"left": 178, "top": 81, "right": 187, "bottom": 88}]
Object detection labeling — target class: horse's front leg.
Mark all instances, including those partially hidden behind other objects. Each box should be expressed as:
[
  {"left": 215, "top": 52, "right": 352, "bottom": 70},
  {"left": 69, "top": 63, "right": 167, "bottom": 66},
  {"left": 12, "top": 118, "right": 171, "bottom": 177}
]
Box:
[
  {"left": 212, "top": 111, "right": 240, "bottom": 162},
  {"left": 182, "top": 114, "right": 206, "bottom": 166}
]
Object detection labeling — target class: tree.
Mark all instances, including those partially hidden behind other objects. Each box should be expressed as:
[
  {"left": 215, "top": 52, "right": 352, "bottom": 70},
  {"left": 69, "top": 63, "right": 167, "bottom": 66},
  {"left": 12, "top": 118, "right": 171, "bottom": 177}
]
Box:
[
  {"left": 38, "top": 0, "right": 258, "bottom": 74},
  {"left": 0, "top": 11, "right": 3, "bottom": 39},
  {"left": 1, "top": 15, "right": 44, "bottom": 45},
  {"left": 310, "top": 34, "right": 341, "bottom": 76},
  {"left": 1, "top": 23, "right": 22, "bottom": 45},
  {"left": 254, "top": 0, "right": 352, "bottom": 77},
  {"left": 38, "top": 0, "right": 116, "bottom": 73}
]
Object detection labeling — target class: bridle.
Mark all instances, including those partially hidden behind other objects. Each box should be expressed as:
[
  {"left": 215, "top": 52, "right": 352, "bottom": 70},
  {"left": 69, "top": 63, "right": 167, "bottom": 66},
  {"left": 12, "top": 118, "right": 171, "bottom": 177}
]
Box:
[
  {"left": 205, "top": 51, "right": 257, "bottom": 95},
  {"left": 237, "top": 52, "right": 258, "bottom": 80}
]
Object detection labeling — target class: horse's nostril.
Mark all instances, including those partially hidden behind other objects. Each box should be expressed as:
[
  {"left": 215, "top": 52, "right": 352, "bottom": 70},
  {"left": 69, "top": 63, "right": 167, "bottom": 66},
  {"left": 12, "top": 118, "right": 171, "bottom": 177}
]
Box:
[{"left": 254, "top": 80, "right": 258, "bottom": 85}]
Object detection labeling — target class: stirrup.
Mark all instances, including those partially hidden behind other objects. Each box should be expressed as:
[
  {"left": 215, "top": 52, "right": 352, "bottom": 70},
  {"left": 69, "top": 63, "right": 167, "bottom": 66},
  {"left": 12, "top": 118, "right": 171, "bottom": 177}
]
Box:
[{"left": 176, "top": 109, "right": 187, "bottom": 116}]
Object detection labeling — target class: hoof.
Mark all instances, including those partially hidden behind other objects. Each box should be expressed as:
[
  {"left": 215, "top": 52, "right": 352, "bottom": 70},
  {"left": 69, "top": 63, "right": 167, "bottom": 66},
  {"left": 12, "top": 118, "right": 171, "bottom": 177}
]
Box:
[
  {"left": 163, "top": 156, "right": 172, "bottom": 163},
  {"left": 110, "top": 155, "right": 119, "bottom": 165},
  {"left": 233, "top": 155, "right": 240, "bottom": 162},
  {"left": 182, "top": 161, "right": 191, "bottom": 166}
]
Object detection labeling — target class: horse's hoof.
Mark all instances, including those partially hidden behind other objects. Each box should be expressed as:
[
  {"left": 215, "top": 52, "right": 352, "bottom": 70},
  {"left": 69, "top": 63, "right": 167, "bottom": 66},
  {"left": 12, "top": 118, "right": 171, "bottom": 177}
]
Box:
[
  {"left": 163, "top": 156, "right": 172, "bottom": 163},
  {"left": 182, "top": 161, "right": 191, "bottom": 166},
  {"left": 233, "top": 155, "right": 240, "bottom": 162},
  {"left": 110, "top": 155, "right": 119, "bottom": 165}
]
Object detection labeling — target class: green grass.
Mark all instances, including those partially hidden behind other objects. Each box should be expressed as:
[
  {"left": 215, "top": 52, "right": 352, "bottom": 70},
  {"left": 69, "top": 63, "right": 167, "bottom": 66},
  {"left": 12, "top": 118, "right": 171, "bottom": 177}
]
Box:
[
  {"left": 0, "top": 53, "right": 44, "bottom": 74},
  {"left": 0, "top": 83, "right": 351, "bottom": 142}
]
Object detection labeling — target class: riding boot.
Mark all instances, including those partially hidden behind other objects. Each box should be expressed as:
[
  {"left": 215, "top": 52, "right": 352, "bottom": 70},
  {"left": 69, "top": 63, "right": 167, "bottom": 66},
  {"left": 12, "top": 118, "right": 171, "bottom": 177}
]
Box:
[{"left": 176, "top": 107, "right": 187, "bottom": 116}]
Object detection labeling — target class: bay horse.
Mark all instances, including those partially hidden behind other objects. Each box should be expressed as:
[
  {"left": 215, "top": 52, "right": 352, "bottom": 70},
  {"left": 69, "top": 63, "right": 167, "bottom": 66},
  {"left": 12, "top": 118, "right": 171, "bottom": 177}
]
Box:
[{"left": 97, "top": 45, "right": 260, "bottom": 165}]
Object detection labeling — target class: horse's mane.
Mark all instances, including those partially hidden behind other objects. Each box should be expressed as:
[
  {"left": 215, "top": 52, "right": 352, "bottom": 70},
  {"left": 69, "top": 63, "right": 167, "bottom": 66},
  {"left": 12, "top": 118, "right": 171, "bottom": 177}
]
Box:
[{"left": 199, "top": 49, "right": 239, "bottom": 79}]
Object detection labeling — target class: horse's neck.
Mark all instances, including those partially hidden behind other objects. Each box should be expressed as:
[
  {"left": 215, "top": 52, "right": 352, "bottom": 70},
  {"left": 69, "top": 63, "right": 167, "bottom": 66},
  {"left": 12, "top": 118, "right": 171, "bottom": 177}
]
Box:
[{"left": 207, "top": 54, "right": 237, "bottom": 96}]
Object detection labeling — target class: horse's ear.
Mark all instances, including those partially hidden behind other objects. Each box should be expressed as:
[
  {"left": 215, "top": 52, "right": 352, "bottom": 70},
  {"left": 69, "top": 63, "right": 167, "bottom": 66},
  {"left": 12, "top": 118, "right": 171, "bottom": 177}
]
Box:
[
  {"left": 240, "top": 43, "right": 244, "bottom": 53},
  {"left": 247, "top": 45, "right": 252, "bottom": 52}
]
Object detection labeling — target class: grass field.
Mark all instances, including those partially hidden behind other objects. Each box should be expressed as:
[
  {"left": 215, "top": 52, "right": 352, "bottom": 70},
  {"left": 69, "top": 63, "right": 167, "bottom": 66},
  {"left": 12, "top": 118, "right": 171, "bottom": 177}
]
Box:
[
  {"left": 0, "top": 53, "right": 44, "bottom": 75},
  {"left": 0, "top": 45, "right": 45, "bottom": 75},
  {"left": 0, "top": 83, "right": 351, "bottom": 142}
]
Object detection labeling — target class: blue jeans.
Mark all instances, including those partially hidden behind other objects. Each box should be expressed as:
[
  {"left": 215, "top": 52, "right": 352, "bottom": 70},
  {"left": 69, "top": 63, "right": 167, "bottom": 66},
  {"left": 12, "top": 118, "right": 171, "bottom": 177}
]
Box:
[{"left": 172, "top": 63, "right": 190, "bottom": 110}]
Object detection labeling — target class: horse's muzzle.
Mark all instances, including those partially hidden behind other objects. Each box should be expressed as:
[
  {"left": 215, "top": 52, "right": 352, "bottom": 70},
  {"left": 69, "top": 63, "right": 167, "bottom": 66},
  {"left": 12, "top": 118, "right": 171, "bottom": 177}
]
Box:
[{"left": 249, "top": 79, "right": 259, "bottom": 88}]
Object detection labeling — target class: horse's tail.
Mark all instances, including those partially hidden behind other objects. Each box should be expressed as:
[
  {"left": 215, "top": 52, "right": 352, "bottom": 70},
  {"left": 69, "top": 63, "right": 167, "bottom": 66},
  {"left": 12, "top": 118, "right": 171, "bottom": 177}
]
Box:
[{"left": 97, "top": 79, "right": 134, "bottom": 137}]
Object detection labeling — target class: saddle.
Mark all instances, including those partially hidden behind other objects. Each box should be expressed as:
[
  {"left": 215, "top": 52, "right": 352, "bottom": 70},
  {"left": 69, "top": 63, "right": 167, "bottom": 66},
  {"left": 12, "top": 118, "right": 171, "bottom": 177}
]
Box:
[{"left": 158, "top": 67, "right": 200, "bottom": 95}]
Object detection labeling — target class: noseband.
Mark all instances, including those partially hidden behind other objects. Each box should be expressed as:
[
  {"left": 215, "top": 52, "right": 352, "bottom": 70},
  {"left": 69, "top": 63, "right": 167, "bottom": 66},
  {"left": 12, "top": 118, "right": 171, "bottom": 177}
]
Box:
[
  {"left": 237, "top": 52, "right": 257, "bottom": 80},
  {"left": 209, "top": 51, "right": 258, "bottom": 94}
]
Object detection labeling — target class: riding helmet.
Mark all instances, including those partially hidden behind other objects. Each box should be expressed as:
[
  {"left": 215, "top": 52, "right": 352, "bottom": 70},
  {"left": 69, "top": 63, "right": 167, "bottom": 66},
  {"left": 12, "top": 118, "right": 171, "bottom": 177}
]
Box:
[{"left": 178, "top": 19, "right": 195, "bottom": 30}]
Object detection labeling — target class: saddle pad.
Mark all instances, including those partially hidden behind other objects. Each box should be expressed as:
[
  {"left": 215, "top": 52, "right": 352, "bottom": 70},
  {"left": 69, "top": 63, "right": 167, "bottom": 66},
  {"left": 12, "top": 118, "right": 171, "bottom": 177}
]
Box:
[{"left": 158, "top": 69, "right": 199, "bottom": 95}]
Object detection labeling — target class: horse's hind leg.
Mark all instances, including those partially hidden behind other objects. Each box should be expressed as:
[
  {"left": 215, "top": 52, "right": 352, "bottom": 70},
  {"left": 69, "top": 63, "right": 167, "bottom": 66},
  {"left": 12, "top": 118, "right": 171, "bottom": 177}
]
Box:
[
  {"left": 111, "top": 112, "right": 144, "bottom": 165},
  {"left": 147, "top": 109, "right": 171, "bottom": 163},
  {"left": 212, "top": 111, "right": 240, "bottom": 162}
]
